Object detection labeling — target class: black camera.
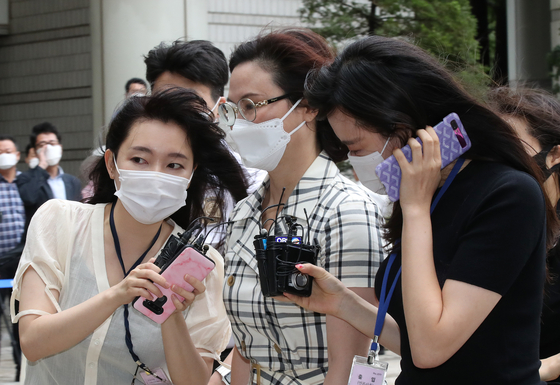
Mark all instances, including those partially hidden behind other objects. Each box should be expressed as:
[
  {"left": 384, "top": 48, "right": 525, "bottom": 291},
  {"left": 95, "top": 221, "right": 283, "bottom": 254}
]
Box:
[{"left": 254, "top": 214, "right": 320, "bottom": 297}]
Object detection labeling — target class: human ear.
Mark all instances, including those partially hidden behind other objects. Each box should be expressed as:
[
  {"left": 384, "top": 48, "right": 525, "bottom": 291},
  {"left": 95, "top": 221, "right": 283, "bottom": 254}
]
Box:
[
  {"left": 546, "top": 144, "right": 560, "bottom": 169},
  {"left": 104, "top": 149, "right": 116, "bottom": 180},
  {"left": 301, "top": 99, "right": 319, "bottom": 122}
]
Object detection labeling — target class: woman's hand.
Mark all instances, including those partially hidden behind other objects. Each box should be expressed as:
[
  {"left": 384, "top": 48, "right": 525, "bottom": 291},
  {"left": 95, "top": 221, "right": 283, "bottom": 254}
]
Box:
[
  {"left": 168, "top": 274, "right": 206, "bottom": 315},
  {"left": 110, "top": 261, "right": 170, "bottom": 305},
  {"left": 394, "top": 127, "right": 442, "bottom": 213},
  {"left": 283, "top": 264, "right": 351, "bottom": 318}
]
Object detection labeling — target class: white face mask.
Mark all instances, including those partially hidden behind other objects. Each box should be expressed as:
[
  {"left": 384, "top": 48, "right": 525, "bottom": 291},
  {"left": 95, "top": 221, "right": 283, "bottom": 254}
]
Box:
[
  {"left": 225, "top": 98, "right": 306, "bottom": 171},
  {"left": 0, "top": 153, "right": 18, "bottom": 170},
  {"left": 28, "top": 157, "right": 39, "bottom": 169},
  {"left": 112, "top": 156, "right": 193, "bottom": 225},
  {"left": 37, "top": 144, "right": 62, "bottom": 166},
  {"left": 348, "top": 137, "right": 391, "bottom": 195}
]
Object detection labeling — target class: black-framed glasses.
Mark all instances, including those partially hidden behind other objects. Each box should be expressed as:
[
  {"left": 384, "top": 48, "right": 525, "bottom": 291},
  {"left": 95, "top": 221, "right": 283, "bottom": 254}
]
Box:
[
  {"left": 36, "top": 140, "right": 59, "bottom": 149},
  {"left": 219, "top": 94, "right": 293, "bottom": 127}
]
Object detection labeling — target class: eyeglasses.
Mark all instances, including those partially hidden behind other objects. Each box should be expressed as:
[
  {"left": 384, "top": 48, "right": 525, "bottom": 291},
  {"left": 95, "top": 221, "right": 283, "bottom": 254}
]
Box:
[
  {"left": 36, "top": 140, "right": 59, "bottom": 149},
  {"left": 219, "top": 94, "right": 293, "bottom": 127}
]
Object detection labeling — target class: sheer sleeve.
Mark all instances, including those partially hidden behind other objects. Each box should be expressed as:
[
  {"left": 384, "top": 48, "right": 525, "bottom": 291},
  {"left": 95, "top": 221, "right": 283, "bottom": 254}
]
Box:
[
  {"left": 185, "top": 246, "right": 231, "bottom": 360},
  {"left": 11, "top": 200, "right": 73, "bottom": 322}
]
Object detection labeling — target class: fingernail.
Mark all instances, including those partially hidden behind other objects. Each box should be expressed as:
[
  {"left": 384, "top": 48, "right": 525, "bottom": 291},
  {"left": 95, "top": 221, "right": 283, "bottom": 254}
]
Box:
[{"left": 296, "top": 264, "right": 303, "bottom": 269}]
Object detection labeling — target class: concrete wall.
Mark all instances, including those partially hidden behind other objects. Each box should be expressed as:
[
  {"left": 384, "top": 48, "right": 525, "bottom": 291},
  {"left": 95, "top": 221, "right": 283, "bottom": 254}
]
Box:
[
  {"left": 209, "top": 0, "right": 304, "bottom": 64},
  {"left": 91, "top": 0, "right": 192, "bottom": 128},
  {"left": 91, "top": 0, "right": 306, "bottom": 127},
  {"left": 0, "top": 0, "right": 92, "bottom": 178},
  {"left": 507, "top": 0, "right": 552, "bottom": 89}
]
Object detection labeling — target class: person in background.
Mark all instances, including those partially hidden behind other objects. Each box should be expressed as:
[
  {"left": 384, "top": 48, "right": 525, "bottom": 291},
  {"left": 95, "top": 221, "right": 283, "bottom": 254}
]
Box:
[
  {"left": 144, "top": 39, "right": 266, "bottom": 251},
  {"left": 24, "top": 144, "right": 38, "bottom": 170},
  {"left": 488, "top": 86, "right": 560, "bottom": 384},
  {"left": 0, "top": 135, "right": 25, "bottom": 381},
  {"left": 286, "top": 35, "right": 556, "bottom": 385},
  {"left": 16, "top": 122, "right": 82, "bottom": 225},
  {"left": 125, "top": 78, "right": 148, "bottom": 98},
  {"left": 0, "top": 135, "right": 25, "bottom": 271},
  {"left": 221, "top": 28, "right": 384, "bottom": 385}
]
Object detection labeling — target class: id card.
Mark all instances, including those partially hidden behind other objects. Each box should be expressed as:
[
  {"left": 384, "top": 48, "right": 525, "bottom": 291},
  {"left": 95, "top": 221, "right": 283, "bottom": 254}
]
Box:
[
  {"left": 139, "top": 368, "right": 171, "bottom": 384},
  {"left": 347, "top": 355, "right": 388, "bottom": 385}
]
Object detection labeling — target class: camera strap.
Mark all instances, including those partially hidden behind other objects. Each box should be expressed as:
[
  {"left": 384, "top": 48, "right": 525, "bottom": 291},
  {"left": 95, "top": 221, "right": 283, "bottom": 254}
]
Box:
[
  {"left": 370, "top": 158, "right": 465, "bottom": 361},
  {"left": 109, "top": 202, "right": 164, "bottom": 381}
]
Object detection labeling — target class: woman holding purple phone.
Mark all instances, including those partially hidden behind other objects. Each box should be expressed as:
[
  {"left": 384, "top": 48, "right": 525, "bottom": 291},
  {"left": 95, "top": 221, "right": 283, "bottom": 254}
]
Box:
[{"left": 285, "top": 36, "right": 558, "bottom": 384}]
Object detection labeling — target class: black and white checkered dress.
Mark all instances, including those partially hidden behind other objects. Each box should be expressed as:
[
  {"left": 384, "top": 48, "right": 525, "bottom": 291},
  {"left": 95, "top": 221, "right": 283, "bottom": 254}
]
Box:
[{"left": 224, "top": 152, "right": 385, "bottom": 385}]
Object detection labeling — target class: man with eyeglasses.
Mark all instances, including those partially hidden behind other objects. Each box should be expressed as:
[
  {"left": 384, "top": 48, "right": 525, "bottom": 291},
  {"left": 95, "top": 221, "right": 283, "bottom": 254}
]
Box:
[
  {"left": 16, "top": 122, "right": 82, "bottom": 225},
  {"left": 144, "top": 39, "right": 267, "bottom": 193}
]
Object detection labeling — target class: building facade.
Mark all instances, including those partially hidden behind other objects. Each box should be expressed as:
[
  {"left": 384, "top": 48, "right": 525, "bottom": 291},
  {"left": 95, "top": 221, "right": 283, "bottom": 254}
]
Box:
[{"left": 0, "top": 0, "right": 557, "bottom": 176}]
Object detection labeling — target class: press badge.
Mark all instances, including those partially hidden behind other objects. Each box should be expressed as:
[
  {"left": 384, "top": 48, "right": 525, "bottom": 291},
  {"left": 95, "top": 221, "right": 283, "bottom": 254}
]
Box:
[
  {"left": 347, "top": 354, "right": 388, "bottom": 385},
  {"left": 139, "top": 368, "right": 171, "bottom": 384}
]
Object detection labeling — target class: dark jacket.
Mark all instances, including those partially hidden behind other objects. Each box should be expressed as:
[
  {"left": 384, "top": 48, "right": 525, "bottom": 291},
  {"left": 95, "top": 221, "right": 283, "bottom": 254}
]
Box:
[{"left": 16, "top": 166, "right": 82, "bottom": 228}]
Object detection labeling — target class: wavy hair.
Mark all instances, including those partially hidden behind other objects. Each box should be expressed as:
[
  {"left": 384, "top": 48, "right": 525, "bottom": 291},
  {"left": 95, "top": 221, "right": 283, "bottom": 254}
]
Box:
[{"left": 87, "top": 88, "right": 248, "bottom": 233}]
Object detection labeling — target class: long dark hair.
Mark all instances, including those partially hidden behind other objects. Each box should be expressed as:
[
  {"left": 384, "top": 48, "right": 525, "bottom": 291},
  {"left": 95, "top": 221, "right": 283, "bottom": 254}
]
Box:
[
  {"left": 229, "top": 28, "right": 347, "bottom": 162},
  {"left": 87, "top": 88, "right": 248, "bottom": 231},
  {"left": 488, "top": 86, "right": 560, "bottom": 249},
  {"left": 305, "top": 36, "right": 558, "bottom": 250}
]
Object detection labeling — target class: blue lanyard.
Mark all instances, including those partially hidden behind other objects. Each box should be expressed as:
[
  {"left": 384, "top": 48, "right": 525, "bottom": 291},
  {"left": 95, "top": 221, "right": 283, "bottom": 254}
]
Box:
[
  {"left": 371, "top": 158, "right": 466, "bottom": 354},
  {"left": 109, "top": 202, "right": 163, "bottom": 379}
]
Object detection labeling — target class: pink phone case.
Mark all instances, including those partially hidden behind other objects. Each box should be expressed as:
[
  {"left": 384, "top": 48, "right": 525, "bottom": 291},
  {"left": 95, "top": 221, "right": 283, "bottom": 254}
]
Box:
[
  {"left": 375, "top": 113, "right": 471, "bottom": 202},
  {"left": 132, "top": 247, "right": 215, "bottom": 324}
]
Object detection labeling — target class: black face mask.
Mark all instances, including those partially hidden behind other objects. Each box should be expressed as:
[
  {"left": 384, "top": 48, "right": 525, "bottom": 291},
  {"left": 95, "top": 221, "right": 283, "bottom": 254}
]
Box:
[{"left": 533, "top": 145, "right": 560, "bottom": 181}]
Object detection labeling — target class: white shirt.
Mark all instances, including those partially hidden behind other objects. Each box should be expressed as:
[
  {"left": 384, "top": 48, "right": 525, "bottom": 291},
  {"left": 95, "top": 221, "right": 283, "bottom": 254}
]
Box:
[
  {"left": 46, "top": 166, "right": 66, "bottom": 200},
  {"left": 11, "top": 200, "right": 231, "bottom": 385}
]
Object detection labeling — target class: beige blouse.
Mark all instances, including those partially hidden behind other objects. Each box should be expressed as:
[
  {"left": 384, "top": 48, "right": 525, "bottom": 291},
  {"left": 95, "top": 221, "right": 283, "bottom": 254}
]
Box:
[{"left": 11, "top": 199, "right": 231, "bottom": 385}]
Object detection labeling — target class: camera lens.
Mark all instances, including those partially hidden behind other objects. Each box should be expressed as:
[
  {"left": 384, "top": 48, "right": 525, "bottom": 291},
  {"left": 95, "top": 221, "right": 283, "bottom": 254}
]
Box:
[{"left": 292, "top": 272, "right": 308, "bottom": 289}]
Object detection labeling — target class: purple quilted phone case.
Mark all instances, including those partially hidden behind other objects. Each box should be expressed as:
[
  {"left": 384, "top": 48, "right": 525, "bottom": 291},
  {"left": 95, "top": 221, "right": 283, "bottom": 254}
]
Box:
[{"left": 375, "top": 113, "right": 471, "bottom": 202}]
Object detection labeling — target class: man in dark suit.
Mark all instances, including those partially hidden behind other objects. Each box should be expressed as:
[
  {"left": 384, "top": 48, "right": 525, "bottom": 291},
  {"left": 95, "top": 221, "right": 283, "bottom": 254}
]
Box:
[{"left": 16, "top": 122, "right": 82, "bottom": 226}]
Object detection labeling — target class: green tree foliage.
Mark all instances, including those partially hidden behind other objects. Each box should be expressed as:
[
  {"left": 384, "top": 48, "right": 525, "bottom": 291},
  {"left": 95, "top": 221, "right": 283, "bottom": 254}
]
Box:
[
  {"left": 300, "top": 0, "right": 478, "bottom": 62},
  {"left": 299, "top": 0, "right": 491, "bottom": 93}
]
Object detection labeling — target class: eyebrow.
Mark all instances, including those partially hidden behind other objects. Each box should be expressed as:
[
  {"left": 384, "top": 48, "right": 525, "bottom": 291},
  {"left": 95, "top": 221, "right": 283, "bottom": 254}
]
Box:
[
  {"left": 131, "top": 146, "right": 189, "bottom": 160},
  {"left": 226, "top": 93, "right": 263, "bottom": 103},
  {"left": 339, "top": 138, "right": 359, "bottom": 146}
]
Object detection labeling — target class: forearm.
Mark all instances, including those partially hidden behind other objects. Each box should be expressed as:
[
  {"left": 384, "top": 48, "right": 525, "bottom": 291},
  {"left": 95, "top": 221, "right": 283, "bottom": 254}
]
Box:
[
  {"left": 324, "top": 309, "right": 372, "bottom": 385},
  {"left": 161, "top": 312, "right": 211, "bottom": 385},
  {"left": 401, "top": 209, "right": 444, "bottom": 351},
  {"left": 334, "top": 288, "right": 400, "bottom": 353},
  {"left": 231, "top": 346, "right": 250, "bottom": 385},
  {"left": 20, "top": 288, "right": 122, "bottom": 361}
]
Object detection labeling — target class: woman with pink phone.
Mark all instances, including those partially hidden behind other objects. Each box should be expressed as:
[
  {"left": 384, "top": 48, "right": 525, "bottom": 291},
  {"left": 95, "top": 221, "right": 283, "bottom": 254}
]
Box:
[
  {"left": 10, "top": 88, "right": 248, "bottom": 384},
  {"left": 284, "top": 36, "right": 557, "bottom": 384}
]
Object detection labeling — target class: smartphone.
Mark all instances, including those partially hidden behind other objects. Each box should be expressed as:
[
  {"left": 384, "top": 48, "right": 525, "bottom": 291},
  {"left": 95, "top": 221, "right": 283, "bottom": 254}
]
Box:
[
  {"left": 375, "top": 113, "right": 471, "bottom": 202},
  {"left": 132, "top": 246, "right": 215, "bottom": 324}
]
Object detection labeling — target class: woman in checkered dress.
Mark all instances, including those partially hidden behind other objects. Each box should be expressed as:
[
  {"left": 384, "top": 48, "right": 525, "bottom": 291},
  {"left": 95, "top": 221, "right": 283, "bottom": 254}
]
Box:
[{"left": 221, "top": 29, "right": 385, "bottom": 385}]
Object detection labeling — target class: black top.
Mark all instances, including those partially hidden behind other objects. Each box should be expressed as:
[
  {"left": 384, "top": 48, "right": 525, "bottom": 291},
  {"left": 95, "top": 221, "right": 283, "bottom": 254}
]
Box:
[
  {"left": 541, "top": 240, "right": 560, "bottom": 360},
  {"left": 376, "top": 161, "right": 546, "bottom": 385}
]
